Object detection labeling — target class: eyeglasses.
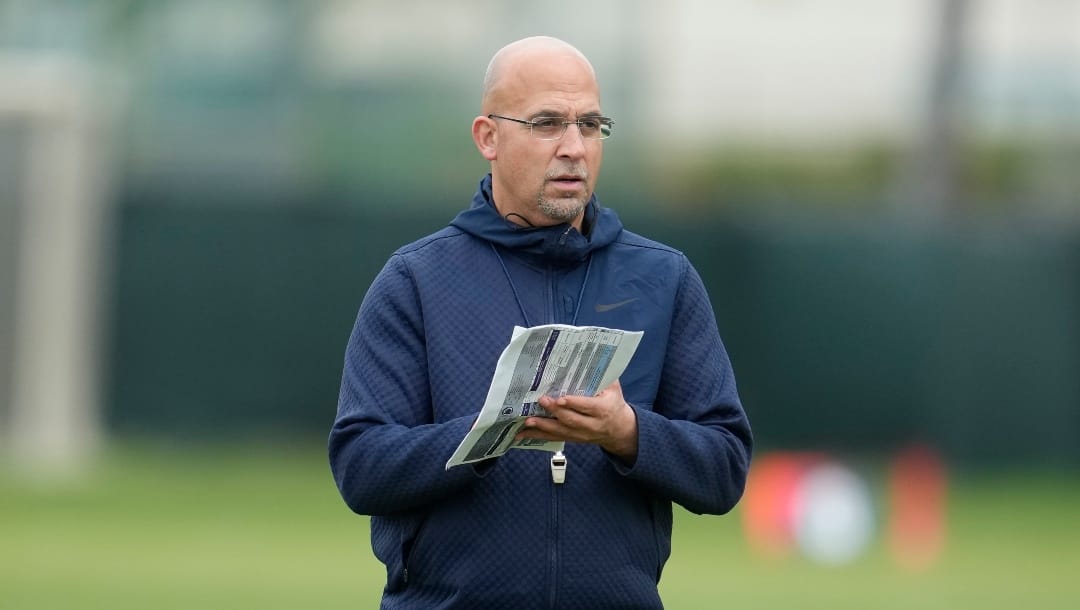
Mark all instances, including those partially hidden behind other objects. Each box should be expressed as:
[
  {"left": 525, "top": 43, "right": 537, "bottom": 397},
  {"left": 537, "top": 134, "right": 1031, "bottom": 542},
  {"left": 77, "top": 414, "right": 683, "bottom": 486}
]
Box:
[{"left": 488, "top": 114, "right": 614, "bottom": 140}]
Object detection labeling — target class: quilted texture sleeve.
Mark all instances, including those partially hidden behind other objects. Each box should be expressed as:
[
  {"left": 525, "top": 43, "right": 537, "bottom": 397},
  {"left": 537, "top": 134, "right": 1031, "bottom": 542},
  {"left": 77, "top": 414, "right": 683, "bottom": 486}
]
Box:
[
  {"left": 613, "top": 256, "right": 753, "bottom": 515},
  {"left": 329, "top": 255, "right": 489, "bottom": 516}
]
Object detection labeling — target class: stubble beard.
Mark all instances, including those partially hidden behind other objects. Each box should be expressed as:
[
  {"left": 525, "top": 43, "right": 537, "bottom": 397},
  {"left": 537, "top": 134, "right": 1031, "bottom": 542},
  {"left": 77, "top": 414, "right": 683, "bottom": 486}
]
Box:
[
  {"left": 536, "top": 172, "right": 590, "bottom": 224},
  {"left": 537, "top": 192, "right": 587, "bottom": 224}
]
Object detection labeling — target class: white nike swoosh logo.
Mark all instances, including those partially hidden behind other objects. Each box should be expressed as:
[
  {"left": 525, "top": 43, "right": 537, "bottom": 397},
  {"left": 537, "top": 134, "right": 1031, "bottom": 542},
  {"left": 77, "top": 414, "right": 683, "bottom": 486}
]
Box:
[{"left": 594, "top": 298, "right": 639, "bottom": 313}]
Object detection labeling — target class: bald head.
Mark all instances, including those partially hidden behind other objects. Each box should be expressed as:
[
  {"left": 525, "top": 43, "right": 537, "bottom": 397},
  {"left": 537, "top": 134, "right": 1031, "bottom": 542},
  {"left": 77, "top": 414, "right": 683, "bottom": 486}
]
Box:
[
  {"left": 471, "top": 36, "right": 605, "bottom": 231},
  {"left": 481, "top": 36, "right": 597, "bottom": 114}
]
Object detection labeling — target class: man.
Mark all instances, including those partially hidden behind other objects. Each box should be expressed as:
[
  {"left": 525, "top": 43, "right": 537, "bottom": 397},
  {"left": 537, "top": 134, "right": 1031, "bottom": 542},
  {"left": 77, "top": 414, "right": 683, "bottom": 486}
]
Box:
[{"left": 330, "top": 36, "right": 752, "bottom": 609}]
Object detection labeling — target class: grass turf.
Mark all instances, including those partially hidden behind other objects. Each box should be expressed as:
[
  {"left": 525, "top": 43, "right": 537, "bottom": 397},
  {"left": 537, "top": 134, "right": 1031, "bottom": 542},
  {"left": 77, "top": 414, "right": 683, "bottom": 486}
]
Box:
[{"left": 1, "top": 443, "right": 1078, "bottom": 609}]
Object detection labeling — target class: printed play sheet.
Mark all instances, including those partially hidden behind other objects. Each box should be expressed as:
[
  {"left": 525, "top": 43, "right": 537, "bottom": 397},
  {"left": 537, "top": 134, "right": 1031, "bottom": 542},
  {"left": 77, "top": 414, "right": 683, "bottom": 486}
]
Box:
[{"left": 446, "top": 324, "right": 642, "bottom": 468}]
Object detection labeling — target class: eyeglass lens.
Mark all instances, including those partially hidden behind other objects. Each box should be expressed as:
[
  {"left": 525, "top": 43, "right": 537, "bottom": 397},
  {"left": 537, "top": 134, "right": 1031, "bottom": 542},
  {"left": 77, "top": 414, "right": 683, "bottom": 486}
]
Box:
[{"left": 531, "top": 117, "right": 612, "bottom": 140}]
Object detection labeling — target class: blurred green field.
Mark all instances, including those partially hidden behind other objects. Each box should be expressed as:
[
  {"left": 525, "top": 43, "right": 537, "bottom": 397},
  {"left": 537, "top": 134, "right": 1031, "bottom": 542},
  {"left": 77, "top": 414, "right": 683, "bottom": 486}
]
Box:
[{"left": 2, "top": 444, "right": 1078, "bottom": 610}]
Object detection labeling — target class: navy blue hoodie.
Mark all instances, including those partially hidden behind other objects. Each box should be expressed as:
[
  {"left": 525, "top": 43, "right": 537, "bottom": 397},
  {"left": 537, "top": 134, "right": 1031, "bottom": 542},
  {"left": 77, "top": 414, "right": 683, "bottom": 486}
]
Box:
[{"left": 331, "top": 175, "right": 752, "bottom": 609}]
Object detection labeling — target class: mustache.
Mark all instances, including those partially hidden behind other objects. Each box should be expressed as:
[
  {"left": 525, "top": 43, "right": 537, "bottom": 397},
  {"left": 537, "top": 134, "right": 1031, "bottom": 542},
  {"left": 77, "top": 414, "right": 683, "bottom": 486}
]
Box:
[{"left": 545, "top": 167, "right": 588, "bottom": 180}]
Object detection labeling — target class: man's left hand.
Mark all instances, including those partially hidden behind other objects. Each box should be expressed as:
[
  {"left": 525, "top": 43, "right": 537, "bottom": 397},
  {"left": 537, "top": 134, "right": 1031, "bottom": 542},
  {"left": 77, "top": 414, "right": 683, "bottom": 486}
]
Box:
[{"left": 515, "top": 380, "right": 638, "bottom": 462}]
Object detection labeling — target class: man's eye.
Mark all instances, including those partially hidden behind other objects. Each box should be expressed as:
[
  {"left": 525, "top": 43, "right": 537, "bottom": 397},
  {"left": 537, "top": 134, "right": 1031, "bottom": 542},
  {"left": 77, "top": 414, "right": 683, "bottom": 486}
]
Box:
[
  {"left": 579, "top": 119, "right": 601, "bottom": 131},
  {"left": 532, "top": 118, "right": 560, "bottom": 129}
]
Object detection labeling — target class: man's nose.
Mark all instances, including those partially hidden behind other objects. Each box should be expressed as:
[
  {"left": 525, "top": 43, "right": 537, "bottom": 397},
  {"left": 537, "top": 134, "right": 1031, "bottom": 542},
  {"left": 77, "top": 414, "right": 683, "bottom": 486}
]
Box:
[{"left": 555, "top": 124, "right": 587, "bottom": 158}]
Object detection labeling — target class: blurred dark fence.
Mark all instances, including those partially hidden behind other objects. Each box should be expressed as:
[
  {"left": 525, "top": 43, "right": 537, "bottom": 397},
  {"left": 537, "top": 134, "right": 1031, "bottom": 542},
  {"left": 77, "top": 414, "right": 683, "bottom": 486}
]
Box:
[{"left": 107, "top": 182, "right": 1080, "bottom": 468}]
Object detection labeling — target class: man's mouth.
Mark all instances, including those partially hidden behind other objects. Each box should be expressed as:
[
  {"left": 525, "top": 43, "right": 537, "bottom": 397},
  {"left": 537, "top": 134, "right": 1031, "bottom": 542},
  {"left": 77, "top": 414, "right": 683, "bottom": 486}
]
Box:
[{"left": 550, "top": 175, "right": 585, "bottom": 188}]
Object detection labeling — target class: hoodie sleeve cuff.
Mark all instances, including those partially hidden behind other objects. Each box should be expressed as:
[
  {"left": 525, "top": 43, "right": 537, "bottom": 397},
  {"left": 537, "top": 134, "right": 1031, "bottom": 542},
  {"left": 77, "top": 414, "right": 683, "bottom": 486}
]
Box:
[
  {"left": 470, "top": 456, "right": 500, "bottom": 477},
  {"left": 605, "top": 404, "right": 656, "bottom": 475},
  {"left": 443, "top": 415, "right": 501, "bottom": 478}
]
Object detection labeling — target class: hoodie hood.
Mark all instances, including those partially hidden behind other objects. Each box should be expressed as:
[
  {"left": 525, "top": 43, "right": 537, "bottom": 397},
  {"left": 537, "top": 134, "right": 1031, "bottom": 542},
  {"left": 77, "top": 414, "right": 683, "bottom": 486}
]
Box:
[{"left": 450, "top": 174, "right": 623, "bottom": 265}]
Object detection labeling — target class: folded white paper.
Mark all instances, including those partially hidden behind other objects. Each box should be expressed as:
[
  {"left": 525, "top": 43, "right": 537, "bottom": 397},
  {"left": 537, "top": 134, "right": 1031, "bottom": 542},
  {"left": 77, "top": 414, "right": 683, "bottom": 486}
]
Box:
[{"left": 446, "top": 324, "right": 643, "bottom": 468}]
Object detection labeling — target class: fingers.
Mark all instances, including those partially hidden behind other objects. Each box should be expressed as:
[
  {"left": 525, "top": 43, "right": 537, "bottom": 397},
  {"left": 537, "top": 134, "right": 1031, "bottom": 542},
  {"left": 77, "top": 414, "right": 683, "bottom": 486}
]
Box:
[
  {"left": 538, "top": 379, "right": 623, "bottom": 417},
  {"left": 535, "top": 396, "right": 597, "bottom": 434},
  {"left": 522, "top": 383, "right": 627, "bottom": 443},
  {"left": 517, "top": 380, "right": 637, "bottom": 460},
  {"left": 520, "top": 400, "right": 594, "bottom": 443},
  {"left": 516, "top": 416, "right": 584, "bottom": 444}
]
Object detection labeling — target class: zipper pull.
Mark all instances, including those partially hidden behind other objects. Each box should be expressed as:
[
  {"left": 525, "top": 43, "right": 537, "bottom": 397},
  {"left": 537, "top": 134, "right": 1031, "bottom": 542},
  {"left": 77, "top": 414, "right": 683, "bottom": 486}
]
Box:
[{"left": 550, "top": 450, "right": 567, "bottom": 484}]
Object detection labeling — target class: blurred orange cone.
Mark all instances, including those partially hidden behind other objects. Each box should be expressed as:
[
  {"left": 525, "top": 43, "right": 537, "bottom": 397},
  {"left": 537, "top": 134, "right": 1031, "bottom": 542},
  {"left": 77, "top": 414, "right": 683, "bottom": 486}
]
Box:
[
  {"left": 887, "top": 444, "right": 948, "bottom": 571},
  {"left": 741, "top": 452, "right": 818, "bottom": 559}
]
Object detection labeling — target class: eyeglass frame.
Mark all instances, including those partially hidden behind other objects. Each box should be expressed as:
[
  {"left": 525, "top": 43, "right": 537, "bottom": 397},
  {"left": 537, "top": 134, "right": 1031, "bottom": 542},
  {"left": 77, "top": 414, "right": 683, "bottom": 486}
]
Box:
[{"left": 487, "top": 114, "right": 615, "bottom": 140}]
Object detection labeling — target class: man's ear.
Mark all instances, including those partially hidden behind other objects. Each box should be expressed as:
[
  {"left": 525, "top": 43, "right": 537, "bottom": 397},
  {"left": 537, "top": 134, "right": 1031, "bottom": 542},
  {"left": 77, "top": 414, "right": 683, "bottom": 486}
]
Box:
[{"left": 472, "top": 116, "right": 497, "bottom": 161}]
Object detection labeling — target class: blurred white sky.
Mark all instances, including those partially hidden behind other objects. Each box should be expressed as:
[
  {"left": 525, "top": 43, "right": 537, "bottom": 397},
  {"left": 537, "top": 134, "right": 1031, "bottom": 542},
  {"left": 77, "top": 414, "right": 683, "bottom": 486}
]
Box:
[
  {"left": 293, "top": 0, "right": 1080, "bottom": 146},
  {"left": 649, "top": 0, "right": 1079, "bottom": 144},
  {"left": 1, "top": 0, "right": 1078, "bottom": 184}
]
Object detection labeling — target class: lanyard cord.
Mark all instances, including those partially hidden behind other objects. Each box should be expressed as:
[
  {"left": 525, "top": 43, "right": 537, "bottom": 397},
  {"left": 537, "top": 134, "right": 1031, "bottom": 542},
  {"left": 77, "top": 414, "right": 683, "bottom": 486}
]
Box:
[
  {"left": 489, "top": 242, "right": 532, "bottom": 328},
  {"left": 488, "top": 242, "right": 593, "bottom": 327},
  {"left": 571, "top": 255, "right": 592, "bottom": 325}
]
